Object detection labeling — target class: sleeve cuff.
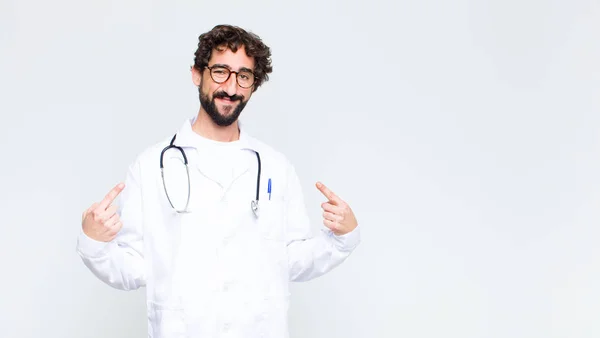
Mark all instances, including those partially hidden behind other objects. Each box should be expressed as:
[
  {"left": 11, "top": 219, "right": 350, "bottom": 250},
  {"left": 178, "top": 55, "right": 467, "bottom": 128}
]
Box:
[
  {"left": 76, "top": 230, "right": 114, "bottom": 258},
  {"left": 327, "top": 224, "right": 361, "bottom": 252}
]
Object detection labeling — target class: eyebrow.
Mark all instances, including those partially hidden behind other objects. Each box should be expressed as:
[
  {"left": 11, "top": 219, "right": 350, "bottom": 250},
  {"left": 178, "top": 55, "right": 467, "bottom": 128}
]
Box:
[{"left": 211, "top": 63, "right": 255, "bottom": 73}]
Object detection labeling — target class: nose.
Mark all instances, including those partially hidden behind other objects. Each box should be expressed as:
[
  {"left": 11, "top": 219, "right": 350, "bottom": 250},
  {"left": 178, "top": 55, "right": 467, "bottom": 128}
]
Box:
[{"left": 222, "top": 73, "right": 238, "bottom": 96}]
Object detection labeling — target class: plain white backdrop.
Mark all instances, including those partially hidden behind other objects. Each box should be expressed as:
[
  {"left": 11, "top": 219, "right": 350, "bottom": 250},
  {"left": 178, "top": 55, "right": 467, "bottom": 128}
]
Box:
[{"left": 1, "top": 0, "right": 599, "bottom": 337}]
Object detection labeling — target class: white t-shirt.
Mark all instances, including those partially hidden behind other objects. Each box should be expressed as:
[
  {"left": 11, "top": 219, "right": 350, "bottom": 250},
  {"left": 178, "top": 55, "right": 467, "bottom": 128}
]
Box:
[{"left": 187, "top": 130, "right": 245, "bottom": 187}]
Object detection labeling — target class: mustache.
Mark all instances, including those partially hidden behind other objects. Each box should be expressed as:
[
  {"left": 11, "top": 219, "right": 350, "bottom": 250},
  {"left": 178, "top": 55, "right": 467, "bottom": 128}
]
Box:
[{"left": 213, "top": 91, "right": 244, "bottom": 102}]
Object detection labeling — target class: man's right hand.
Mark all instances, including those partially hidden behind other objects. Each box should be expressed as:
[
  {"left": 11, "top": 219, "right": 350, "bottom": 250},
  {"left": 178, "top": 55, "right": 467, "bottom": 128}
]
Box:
[{"left": 82, "top": 183, "right": 125, "bottom": 242}]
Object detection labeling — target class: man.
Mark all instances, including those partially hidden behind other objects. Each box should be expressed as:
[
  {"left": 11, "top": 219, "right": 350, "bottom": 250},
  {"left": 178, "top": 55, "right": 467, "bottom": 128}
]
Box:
[{"left": 77, "top": 24, "right": 360, "bottom": 338}]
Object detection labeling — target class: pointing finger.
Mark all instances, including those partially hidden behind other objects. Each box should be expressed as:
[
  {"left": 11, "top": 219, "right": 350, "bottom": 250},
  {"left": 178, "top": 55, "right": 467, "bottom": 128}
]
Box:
[
  {"left": 98, "top": 182, "right": 125, "bottom": 210},
  {"left": 316, "top": 181, "right": 341, "bottom": 204}
]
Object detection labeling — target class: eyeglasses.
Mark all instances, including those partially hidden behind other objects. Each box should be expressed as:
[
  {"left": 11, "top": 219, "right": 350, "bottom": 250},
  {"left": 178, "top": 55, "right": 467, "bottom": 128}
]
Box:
[{"left": 206, "top": 65, "right": 256, "bottom": 88}]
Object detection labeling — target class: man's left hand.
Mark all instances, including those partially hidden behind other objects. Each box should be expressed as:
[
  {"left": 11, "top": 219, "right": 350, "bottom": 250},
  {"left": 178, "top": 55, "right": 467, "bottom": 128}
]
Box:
[{"left": 316, "top": 181, "right": 358, "bottom": 236}]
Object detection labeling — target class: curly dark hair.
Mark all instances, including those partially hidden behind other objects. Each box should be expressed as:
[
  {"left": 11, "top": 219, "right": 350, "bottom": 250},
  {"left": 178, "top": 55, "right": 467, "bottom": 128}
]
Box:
[{"left": 193, "top": 25, "right": 273, "bottom": 91}]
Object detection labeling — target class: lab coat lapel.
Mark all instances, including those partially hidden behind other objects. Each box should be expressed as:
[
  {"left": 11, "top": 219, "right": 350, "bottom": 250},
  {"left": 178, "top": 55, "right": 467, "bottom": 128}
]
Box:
[
  {"left": 195, "top": 148, "right": 228, "bottom": 187},
  {"left": 234, "top": 129, "right": 260, "bottom": 184},
  {"left": 170, "top": 122, "right": 223, "bottom": 186},
  {"left": 222, "top": 134, "right": 257, "bottom": 190}
]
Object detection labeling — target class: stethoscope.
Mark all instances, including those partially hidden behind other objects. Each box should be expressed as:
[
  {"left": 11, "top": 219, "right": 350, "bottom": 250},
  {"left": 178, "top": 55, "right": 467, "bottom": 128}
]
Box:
[{"left": 159, "top": 133, "right": 262, "bottom": 216}]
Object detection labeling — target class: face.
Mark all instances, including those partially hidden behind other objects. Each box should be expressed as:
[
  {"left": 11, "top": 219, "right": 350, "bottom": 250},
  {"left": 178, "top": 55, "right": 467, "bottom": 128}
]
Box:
[{"left": 192, "top": 46, "right": 255, "bottom": 127}]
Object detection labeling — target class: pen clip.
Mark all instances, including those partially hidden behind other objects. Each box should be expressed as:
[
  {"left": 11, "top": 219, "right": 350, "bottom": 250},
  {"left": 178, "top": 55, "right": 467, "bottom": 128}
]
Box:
[{"left": 267, "top": 178, "right": 272, "bottom": 200}]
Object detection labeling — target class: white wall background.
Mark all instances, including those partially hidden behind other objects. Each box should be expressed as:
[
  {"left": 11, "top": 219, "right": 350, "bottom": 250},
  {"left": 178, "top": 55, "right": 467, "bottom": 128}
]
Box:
[{"left": 1, "top": 0, "right": 599, "bottom": 337}]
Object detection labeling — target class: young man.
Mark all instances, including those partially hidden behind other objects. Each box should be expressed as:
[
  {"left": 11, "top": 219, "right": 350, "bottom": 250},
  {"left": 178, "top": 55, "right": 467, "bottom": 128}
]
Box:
[{"left": 77, "top": 24, "right": 361, "bottom": 338}]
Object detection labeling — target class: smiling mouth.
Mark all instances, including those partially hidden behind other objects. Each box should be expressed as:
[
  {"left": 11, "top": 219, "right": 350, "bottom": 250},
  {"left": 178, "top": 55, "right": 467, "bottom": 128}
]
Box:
[{"left": 216, "top": 97, "right": 238, "bottom": 104}]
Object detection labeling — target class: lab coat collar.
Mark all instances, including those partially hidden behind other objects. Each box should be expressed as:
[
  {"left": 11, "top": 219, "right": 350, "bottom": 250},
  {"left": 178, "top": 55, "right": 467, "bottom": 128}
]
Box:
[
  {"left": 172, "top": 116, "right": 258, "bottom": 152},
  {"left": 171, "top": 116, "right": 259, "bottom": 189}
]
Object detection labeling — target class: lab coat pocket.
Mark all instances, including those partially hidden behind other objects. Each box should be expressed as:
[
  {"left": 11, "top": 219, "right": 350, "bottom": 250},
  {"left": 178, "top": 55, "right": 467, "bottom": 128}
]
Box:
[
  {"left": 257, "top": 200, "right": 286, "bottom": 242},
  {"left": 147, "top": 301, "right": 186, "bottom": 338},
  {"left": 253, "top": 200, "right": 290, "bottom": 298}
]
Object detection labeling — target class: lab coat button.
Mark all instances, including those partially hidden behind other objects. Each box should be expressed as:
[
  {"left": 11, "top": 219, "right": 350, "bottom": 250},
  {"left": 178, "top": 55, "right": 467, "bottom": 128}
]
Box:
[{"left": 222, "top": 236, "right": 233, "bottom": 246}]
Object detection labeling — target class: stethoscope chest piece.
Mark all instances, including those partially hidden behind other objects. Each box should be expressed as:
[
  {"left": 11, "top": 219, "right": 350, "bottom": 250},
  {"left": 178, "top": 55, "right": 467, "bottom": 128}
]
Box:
[{"left": 251, "top": 200, "right": 259, "bottom": 217}]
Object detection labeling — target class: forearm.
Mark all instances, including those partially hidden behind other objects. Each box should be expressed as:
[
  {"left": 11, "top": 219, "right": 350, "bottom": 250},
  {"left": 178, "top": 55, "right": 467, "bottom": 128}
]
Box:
[
  {"left": 76, "top": 231, "right": 146, "bottom": 290},
  {"left": 287, "top": 226, "right": 360, "bottom": 282}
]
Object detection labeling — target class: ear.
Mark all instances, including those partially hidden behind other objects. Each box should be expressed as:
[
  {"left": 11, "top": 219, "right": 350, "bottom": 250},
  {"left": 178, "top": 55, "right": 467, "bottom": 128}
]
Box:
[{"left": 191, "top": 66, "right": 202, "bottom": 87}]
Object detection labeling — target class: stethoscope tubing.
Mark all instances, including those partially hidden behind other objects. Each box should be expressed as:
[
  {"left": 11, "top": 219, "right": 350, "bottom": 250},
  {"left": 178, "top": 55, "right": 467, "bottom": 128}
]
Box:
[{"left": 160, "top": 133, "right": 261, "bottom": 215}]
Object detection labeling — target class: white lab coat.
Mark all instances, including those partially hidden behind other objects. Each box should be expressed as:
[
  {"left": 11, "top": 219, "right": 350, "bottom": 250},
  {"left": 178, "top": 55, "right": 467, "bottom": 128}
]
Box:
[{"left": 76, "top": 117, "right": 361, "bottom": 338}]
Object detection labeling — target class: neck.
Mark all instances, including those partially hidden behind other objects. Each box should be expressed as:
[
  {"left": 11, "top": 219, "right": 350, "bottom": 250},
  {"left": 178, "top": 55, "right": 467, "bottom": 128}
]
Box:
[{"left": 192, "top": 109, "right": 240, "bottom": 142}]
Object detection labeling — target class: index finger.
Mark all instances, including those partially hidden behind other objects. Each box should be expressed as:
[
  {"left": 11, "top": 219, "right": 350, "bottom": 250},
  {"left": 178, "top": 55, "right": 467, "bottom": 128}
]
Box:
[
  {"left": 98, "top": 182, "right": 125, "bottom": 210},
  {"left": 316, "top": 181, "right": 341, "bottom": 204}
]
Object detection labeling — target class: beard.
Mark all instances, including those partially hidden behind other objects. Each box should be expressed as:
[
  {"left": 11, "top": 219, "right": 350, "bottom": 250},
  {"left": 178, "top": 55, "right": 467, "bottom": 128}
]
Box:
[{"left": 199, "top": 87, "right": 247, "bottom": 127}]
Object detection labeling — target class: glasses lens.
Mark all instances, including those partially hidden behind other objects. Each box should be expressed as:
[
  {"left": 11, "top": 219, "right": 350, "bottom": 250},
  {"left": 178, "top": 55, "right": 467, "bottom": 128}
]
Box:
[
  {"left": 237, "top": 71, "right": 255, "bottom": 88},
  {"left": 210, "top": 67, "right": 230, "bottom": 83}
]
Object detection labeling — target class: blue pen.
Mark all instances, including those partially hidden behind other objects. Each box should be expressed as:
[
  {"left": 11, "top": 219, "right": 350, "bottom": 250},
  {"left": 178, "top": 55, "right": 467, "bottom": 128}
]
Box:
[{"left": 267, "top": 178, "right": 272, "bottom": 200}]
